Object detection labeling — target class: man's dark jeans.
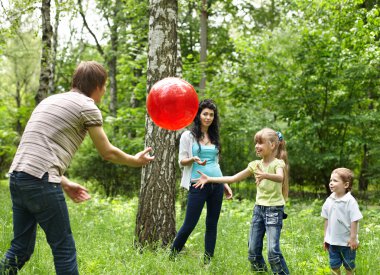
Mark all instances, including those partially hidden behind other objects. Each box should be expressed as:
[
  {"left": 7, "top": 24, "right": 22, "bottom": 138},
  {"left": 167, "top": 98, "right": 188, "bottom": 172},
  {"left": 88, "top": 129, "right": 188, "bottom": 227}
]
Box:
[{"left": 0, "top": 171, "right": 78, "bottom": 275}]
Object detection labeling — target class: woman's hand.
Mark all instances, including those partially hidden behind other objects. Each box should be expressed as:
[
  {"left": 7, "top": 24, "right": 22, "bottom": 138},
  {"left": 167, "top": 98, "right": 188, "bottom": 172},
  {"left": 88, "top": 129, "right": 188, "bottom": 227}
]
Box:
[
  {"left": 193, "top": 171, "right": 209, "bottom": 188},
  {"left": 193, "top": 156, "right": 207, "bottom": 166},
  {"left": 224, "top": 184, "right": 233, "bottom": 199}
]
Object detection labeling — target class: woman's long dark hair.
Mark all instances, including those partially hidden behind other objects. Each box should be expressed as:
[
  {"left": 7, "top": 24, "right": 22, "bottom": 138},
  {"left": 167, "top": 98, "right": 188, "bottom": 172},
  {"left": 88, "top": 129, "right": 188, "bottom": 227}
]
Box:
[{"left": 191, "top": 99, "right": 221, "bottom": 153}]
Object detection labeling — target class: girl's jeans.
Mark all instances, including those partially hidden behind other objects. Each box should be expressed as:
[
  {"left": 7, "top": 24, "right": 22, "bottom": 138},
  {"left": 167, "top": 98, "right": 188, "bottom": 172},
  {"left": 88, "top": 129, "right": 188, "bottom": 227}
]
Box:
[
  {"left": 248, "top": 205, "right": 289, "bottom": 275},
  {"left": 0, "top": 171, "right": 78, "bottom": 275},
  {"left": 171, "top": 183, "right": 224, "bottom": 257}
]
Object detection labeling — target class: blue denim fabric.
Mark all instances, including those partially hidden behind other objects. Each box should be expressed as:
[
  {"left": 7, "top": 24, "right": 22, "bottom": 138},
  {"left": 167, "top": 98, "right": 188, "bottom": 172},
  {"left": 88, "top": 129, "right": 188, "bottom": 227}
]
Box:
[
  {"left": 171, "top": 183, "right": 224, "bottom": 257},
  {"left": 0, "top": 171, "right": 78, "bottom": 275},
  {"left": 248, "top": 205, "right": 289, "bottom": 275},
  {"left": 329, "top": 245, "right": 356, "bottom": 270}
]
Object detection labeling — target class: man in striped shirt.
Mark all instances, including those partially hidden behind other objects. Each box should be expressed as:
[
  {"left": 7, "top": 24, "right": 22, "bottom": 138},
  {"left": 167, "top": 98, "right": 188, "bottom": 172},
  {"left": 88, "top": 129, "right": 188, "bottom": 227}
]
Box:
[{"left": 0, "top": 61, "right": 154, "bottom": 275}]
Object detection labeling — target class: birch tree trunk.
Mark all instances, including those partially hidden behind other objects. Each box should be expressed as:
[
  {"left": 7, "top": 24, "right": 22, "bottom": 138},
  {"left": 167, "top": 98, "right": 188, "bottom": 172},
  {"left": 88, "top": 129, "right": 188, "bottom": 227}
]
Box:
[
  {"left": 35, "top": 0, "right": 52, "bottom": 104},
  {"left": 199, "top": 0, "right": 208, "bottom": 93},
  {"left": 135, "top": 0, "right": 178, "bottom": 246},
  {"left": 48, "top": 0, "right": 61, "bottom": 95}
]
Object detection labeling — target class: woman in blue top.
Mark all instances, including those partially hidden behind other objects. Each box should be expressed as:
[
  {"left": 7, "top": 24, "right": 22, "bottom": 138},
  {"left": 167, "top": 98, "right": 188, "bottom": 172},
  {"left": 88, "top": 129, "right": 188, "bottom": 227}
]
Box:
[{"left": 171, "top": 99, "right": 232, "bottom": 263}]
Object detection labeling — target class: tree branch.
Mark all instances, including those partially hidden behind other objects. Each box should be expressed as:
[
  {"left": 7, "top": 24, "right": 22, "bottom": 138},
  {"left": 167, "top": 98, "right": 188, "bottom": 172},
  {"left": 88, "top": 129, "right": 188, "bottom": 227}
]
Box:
[{"left": 77, "top": 0, "right": 104, "bottom": 56}]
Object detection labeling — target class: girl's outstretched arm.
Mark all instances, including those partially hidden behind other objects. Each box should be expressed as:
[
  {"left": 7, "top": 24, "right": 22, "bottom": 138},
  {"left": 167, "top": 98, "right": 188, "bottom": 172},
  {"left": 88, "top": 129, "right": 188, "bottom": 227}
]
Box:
[{"left": 194, "top": 168, "right": 252, "bottom": 188}]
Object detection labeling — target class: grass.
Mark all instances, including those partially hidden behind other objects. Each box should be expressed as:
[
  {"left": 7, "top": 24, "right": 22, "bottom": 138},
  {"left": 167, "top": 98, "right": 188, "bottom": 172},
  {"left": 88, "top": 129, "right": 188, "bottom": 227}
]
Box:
[{"left": 1, "top": 179, "right": 379, "bottom": 274}]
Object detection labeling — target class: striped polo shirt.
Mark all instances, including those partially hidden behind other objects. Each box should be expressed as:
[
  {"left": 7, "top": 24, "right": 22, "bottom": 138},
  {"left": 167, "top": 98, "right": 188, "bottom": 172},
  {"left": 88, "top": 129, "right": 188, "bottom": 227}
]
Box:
[{"left": 9, "top": 91, "right": 103, "bottom": 183}]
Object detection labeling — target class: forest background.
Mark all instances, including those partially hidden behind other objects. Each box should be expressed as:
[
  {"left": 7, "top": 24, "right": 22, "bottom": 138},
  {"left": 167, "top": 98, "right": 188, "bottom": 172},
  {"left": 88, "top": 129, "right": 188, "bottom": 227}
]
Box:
[
  {"left": 1, "top": 0, "right": 380, "bottom": 273},
  {"left": 0, "top": 0, "right": 379, "bottom": 196}
]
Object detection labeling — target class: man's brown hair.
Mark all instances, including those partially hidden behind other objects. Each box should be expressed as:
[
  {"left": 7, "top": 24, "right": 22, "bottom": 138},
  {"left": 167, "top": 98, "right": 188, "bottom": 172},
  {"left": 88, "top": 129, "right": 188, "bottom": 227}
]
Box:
[{"left": 71, "top": 61, "right": 107, "bottom": 96}]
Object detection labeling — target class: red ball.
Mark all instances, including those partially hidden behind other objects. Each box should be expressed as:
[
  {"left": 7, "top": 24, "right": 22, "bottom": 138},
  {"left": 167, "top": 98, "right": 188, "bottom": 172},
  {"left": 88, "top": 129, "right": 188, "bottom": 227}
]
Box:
[{"left": 147, "top": 77, "right": 199, "bottom": 130}]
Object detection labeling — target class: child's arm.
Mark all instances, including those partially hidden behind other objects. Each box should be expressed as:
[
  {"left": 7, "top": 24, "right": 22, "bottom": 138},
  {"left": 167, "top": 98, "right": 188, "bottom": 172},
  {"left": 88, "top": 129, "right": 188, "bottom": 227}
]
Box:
[
  {"left": 348, "top": 221, "right": 359, "bottom": 250},
  {"left": 193, "top": 168, "right": 252, "bottom": 188},
  {"left": 323, "top": 219, "right": 329, "bottom": 250},
  {"left": 223, "top": 184, "right": 233, "bottom": 199},
  {"left": 255, "top": 166, "right": 284, "bottom": 184}
]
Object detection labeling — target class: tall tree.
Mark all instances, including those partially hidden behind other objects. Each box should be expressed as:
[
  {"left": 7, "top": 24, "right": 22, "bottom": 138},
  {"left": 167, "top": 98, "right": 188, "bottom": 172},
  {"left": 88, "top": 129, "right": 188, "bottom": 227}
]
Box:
[
  {"left": 48, "top": 0, "right": 62, "bottom": 95},
  {"left": 35, "top": 0, "right": 53, "bottom": 104},
  {"left": 135, "top": 0, "right": 178, "bottom": 246},
  {"left": 199, "top": 0, "right": 208, "bottom": 92},
  {"left": 78, "top": 0, "right": 122, "bottom": 117},
  {"left": 3, "top": 33, "right": 40, "bottom": 134}
]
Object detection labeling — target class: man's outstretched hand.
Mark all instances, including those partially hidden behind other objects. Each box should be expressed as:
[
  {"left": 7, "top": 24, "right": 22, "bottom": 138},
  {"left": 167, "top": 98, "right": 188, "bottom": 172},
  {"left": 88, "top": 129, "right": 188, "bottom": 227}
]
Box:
[{"left": 61, "top": 176, "right": 91, "bottom": 203}]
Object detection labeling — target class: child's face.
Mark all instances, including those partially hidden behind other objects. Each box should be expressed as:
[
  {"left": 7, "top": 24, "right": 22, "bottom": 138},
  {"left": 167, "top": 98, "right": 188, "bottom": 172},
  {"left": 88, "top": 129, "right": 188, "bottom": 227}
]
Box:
[
  {"left": 255, "top": 139, "right": 273, "bottom": 158},
  {"left": 329, "top": 172, "right": 349, "bottom": 197}
]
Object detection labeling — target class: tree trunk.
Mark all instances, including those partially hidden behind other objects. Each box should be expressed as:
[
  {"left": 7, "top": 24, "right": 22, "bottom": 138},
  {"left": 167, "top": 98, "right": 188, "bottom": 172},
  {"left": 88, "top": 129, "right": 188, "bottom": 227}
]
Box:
[
  {"left": 35, "top": 0, "right": 53, "bottom": 104},
  {"left": 361, "top": 0, "right": 378, "bottom": 10},
  {"left": 108, "top": 0, "right": 121, "bottom": 117},
  {"left": 108, "top": 56, "right": 118, "bottom": 117},
  {"left": 359, "top": 144, "right": 369, "bottom": 191},
  {"left": 48, "top": 0, "right": 61, "bottom": 95},
  {"left": 15, "top": 80, "right": 22, "bottom": 135},
  {"left": 135, "top": 0, "right": 178, "bottom": 247},
  {"left": 199, "top": 0, "right": 207, "bottom": 93},
  {"left": 78, "top": 0, "right": 119, "bottom": 117}
]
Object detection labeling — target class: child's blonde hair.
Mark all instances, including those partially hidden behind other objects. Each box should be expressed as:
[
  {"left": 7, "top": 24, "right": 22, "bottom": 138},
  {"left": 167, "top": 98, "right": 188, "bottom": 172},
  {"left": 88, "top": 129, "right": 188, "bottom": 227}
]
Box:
[
  {"left": 332, "top": 168, "right": 354, "bottom": 192},
  {"left": 254, "top": 128, "right": 289, "bottom": 200}
]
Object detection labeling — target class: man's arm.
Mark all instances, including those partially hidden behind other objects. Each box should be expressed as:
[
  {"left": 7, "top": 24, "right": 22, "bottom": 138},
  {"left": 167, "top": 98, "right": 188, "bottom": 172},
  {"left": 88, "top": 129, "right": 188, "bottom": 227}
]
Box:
[
  {"left": 88, "top": 126, "right": 154, "bottom": 167},
  {"left": 61, "top": 176, "right": 91, "bottom": 203}
]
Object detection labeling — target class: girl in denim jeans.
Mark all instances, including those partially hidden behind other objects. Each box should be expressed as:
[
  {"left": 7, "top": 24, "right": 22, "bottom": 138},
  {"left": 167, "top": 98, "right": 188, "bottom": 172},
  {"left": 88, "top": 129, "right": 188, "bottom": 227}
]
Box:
[{"left": 195, "top": 128, "right": 290, "bottom": 274}]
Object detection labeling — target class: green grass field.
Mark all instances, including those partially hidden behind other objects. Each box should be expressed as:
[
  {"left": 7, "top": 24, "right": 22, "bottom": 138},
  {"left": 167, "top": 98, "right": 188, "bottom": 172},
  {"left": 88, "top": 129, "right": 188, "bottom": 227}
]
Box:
[{"left": 1, "top": 180, "right": 379, "bottom": 274}]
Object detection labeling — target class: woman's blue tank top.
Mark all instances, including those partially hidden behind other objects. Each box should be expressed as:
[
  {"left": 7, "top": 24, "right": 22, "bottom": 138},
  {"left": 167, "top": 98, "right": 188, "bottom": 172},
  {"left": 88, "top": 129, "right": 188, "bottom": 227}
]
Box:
[{"left": 190, "top": 142, "right": 222, "bottom": 182}]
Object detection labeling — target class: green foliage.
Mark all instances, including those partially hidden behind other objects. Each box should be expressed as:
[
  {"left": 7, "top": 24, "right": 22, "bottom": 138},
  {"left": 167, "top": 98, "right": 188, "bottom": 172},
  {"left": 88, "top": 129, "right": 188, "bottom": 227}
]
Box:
[
  {"left": 0, "top": 125, "right": 18, "bottom": 176},
  {"left": 0, "top": 30, "right": 40, "bottom": 173},
  {"left": 1, "top": 181, "right": 379, "bottom": 274},
  {"left": 64, "top": 0, "right": 149, "bottom": 196},
  {"left": 225, "top": 0, "right": 380, "bottom": 190},
  {"left": 68, "top": 112, "right": 146, "bottom": 197},
  {"left": 1, "top": 0, "right": 379, "bottom": 195}
]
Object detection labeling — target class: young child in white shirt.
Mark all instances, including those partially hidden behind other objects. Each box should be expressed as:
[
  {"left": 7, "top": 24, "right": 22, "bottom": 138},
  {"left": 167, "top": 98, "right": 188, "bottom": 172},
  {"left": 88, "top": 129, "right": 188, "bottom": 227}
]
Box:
[{"left": 321, "top": 168, "right": 363, "bottom": 275}]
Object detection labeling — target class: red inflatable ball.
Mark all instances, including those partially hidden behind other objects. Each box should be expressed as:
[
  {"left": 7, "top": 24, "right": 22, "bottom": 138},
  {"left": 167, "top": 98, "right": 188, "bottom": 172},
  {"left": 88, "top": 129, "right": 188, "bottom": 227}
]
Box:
[{"left": 147, "top": 77, "right": 199, "bottom": 130}]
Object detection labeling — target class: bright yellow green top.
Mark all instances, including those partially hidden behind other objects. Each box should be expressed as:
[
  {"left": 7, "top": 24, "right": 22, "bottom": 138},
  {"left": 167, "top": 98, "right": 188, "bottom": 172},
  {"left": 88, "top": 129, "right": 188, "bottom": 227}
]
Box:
[{"left": 248, "top": 158, "right": 285, "bottom": 206}]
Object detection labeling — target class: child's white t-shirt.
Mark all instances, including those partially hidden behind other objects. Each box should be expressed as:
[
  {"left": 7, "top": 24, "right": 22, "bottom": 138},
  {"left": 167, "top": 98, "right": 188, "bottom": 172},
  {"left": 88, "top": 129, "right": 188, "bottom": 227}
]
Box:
[{"left": 321, "top": 192, "right": 363, "bottom": 246}]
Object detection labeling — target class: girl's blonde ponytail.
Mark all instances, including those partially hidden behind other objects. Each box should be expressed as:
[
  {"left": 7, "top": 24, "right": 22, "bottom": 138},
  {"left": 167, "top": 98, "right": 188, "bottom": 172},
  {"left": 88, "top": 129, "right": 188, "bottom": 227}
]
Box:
[{"left": 276, "top": 134, "right": 289, "bottom": 201}]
